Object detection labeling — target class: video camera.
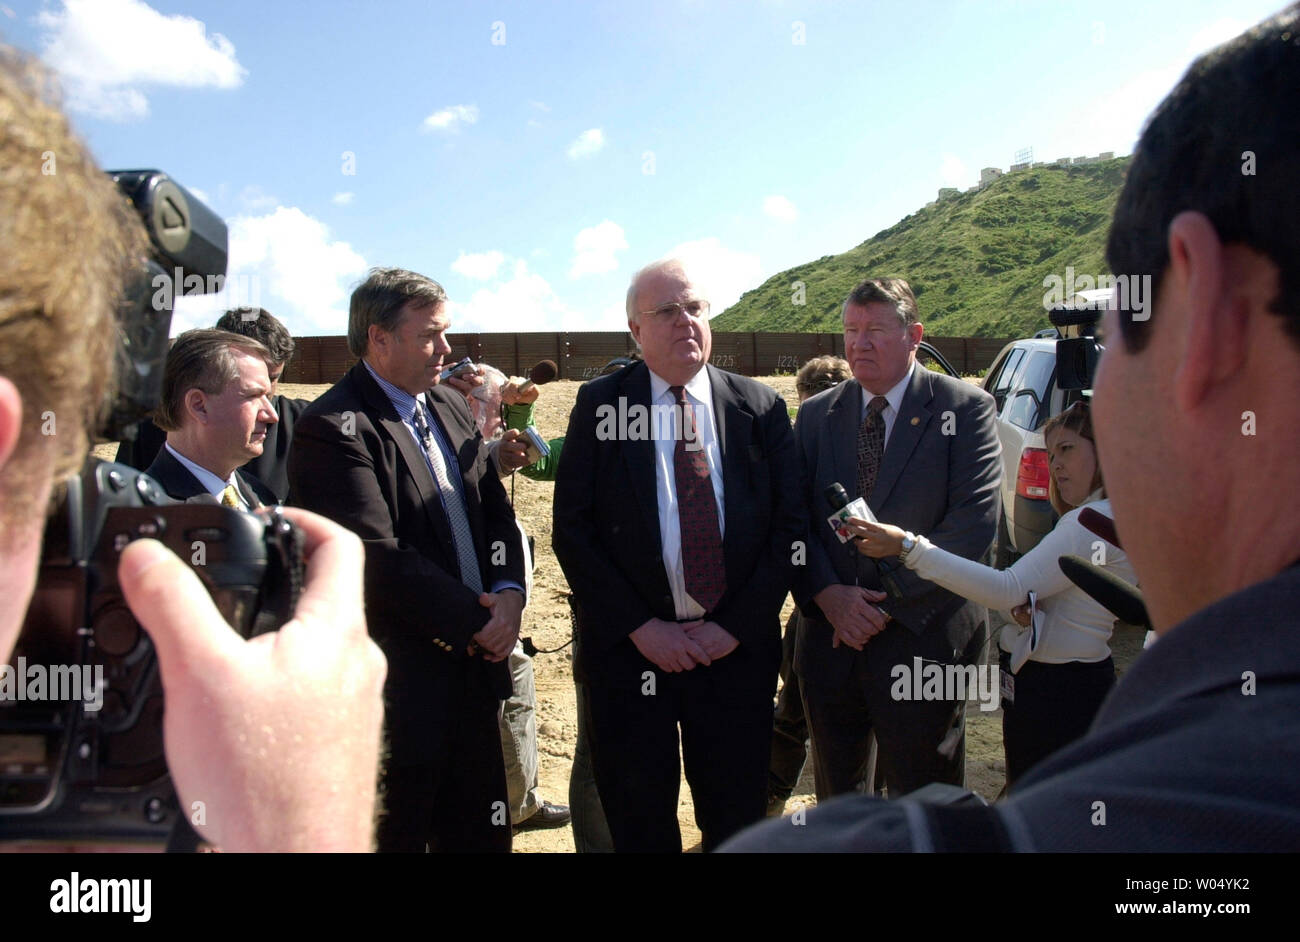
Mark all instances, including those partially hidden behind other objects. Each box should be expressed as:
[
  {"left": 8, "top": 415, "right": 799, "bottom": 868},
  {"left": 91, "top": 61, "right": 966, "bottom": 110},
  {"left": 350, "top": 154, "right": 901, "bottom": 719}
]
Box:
[
  {"left": 1049, "top": 294, "right": 1106, "bottom": 391},
  {"left": 0, "top": 171, "right": 303, "bottom": 846}
]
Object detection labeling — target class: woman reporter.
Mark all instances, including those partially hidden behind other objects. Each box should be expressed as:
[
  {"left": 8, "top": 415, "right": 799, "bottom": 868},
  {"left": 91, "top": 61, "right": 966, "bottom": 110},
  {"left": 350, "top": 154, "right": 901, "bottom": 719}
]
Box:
[{"left": 844, "top": 400, "right": 1136, "bottom": 786}]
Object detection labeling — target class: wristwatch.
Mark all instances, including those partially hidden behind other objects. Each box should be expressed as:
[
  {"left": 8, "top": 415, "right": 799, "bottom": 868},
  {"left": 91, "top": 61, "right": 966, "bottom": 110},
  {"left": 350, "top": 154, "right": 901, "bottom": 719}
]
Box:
[{"left": 898, "top": 532, "right": 917, "bottom": 562}]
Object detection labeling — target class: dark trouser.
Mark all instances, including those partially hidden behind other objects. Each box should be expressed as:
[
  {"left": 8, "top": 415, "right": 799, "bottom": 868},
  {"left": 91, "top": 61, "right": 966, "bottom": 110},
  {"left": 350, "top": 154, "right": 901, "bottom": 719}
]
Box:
[
  {"left": 588, "top": 650, "right": 777, "bottom": 853},
  {"left": 569, "top": 670, "right": 615, "bottom": 853},
  {"left": 1001, "top": 651, "right": 1115, "bottom": 787},
  {"left": 768, "top": 608, "right": 809, "bottom": 801},
  {"left": 801, "top": 617, "right": 986, "bottom": 800},
  {"left": 376, "top": 665, "right": 511, "bottom": 853}
]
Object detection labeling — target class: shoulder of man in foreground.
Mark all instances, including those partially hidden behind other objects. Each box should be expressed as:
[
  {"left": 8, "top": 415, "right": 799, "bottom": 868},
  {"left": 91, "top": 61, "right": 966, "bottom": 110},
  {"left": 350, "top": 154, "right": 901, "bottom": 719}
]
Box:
[
  {"left": 725, "top": 565, "right": 1300, "bottom": 852},
  {"left": 708, "top": 364, "right": 783, "bottom": 409}
]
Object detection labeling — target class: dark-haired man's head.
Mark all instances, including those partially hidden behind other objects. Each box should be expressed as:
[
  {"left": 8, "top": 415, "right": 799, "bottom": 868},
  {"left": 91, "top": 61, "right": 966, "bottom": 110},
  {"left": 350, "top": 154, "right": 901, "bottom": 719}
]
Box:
[
  {"left": 1093, "top": 6, "right": 1300, "bottom": 633},
  {"left": 156, "top": 329, "right": 278, "bottom": 481},
  {"left": 350, "top": 267, "right": 452, "bottom": 395},
  {"left": 215, "top": 308, "right": 294, "bottom": 394}
]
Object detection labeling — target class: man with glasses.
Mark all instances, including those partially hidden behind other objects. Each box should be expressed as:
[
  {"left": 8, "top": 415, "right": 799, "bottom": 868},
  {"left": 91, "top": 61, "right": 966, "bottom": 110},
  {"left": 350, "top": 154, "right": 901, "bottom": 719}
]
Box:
[{"left": 553, "top": 258, "right": 804, "bottom": 852}]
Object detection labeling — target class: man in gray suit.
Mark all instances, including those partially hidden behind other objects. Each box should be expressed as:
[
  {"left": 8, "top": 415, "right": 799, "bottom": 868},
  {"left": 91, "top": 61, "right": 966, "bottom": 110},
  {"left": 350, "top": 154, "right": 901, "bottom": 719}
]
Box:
[{"left": 793, "top": 277, "right": 1001, "bottom": 798}]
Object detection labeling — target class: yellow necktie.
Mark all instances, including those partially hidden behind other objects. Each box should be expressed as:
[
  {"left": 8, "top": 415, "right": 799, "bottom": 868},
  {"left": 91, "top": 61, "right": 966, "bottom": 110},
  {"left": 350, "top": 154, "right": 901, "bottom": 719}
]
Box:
[{"left": 220, "top": 484, "right": 241, "bottom": 508}]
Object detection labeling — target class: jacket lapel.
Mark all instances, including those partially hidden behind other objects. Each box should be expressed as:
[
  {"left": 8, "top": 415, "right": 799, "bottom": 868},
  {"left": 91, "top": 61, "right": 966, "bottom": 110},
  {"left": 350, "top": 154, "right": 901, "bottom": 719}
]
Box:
[
  {"left": 825, "top": 381, "right": 861, "bottom": 502},
  {"left": 710, "top": 367, "right": 754, "bottom": 585},
  {"left": 351, "top": 364, "right": 457, "bottom": 557},
  {"left": 620, "top": 363, "right": 663, "bottom": 549},
  {"left": 869, "top": 365, "right": 933, "bottom": 510}
]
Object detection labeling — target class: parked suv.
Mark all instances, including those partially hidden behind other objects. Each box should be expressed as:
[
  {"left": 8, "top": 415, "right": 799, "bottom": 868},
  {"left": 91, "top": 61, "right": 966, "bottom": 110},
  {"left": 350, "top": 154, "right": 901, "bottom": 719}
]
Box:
[{"left": 982, "top": 335, "right": 1089, "bottom": 566}]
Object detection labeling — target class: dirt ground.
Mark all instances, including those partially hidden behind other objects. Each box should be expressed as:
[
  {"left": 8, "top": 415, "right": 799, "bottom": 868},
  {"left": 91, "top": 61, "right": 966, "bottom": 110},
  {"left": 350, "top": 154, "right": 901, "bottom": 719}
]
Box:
[{"left": 101, "top": 374, "right": 1145, "bottom": 853}]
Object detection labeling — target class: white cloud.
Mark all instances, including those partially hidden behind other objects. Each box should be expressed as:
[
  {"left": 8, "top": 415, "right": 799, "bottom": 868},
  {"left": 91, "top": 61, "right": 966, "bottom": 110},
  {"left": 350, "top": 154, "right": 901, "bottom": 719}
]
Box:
[
  {"left": 567, "top": 128, "right": 605, "bottom": 159},
  {"left": 763, "top": 195, "right": 798, "bottom": 223},
  {"left": 447, "top": 259, "right": 616, "bottom": 332},
  {"left": 529, "top": 100, "right": 550, "bottom": 112},
  {"left": 570, "top": 220, "right": 628, "bottom": 278},
  {"left": 451, "top": 250, "right": 505, "bottom": 280},
  {"left": 422, "top": 104, "right": 479, "bottom": 132},
  {"left": 172, "top": 206, "right": 368, "bottom": 336},
  {"left": 662, "top": 237, "right": 764, "bottom": 316},
  {"left": 37, "top": 0, "right": 245, "bottom": 121},
  {"left": 331, "top": 191, "right": 355, "bottom": 206},
  {"left": 939, "top": 154, "right": 968, "bottom": 188}
]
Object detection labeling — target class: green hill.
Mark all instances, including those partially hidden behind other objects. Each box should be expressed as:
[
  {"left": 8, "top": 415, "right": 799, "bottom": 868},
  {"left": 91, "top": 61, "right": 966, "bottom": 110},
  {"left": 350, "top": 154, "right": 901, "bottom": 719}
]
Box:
[{"left": 713, "top": 157, "right": 1130, "bottom": 337}]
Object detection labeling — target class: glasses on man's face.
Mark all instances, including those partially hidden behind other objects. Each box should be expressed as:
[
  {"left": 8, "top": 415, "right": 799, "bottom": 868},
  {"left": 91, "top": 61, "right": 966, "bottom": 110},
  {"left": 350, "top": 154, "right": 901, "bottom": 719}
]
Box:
[{"left": 638, "top": 300, "right": 710, "bottom": 321}]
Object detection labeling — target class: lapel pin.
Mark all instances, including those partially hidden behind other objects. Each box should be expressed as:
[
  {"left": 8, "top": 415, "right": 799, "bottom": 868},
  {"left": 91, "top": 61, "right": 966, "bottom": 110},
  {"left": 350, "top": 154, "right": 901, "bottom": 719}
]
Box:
[{"left": 910, "top": 416, "right": 920, "bottom": 426}]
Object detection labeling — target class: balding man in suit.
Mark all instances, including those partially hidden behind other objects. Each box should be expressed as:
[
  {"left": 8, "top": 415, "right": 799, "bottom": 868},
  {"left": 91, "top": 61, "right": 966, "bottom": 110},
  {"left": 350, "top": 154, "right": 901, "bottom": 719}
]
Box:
[{"left": 553, "top": 258, "right": 804, "bottom": 852}]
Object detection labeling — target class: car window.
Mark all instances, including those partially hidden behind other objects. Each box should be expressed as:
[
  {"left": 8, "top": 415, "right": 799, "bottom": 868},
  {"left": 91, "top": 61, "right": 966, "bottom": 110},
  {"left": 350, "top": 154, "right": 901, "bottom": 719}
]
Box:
[
  {"left": 990, "top": 348, "right": 1023, "bottom": 396},
  {"left": 1006, "top": 351, "right": 1056, "bottom": 430}
]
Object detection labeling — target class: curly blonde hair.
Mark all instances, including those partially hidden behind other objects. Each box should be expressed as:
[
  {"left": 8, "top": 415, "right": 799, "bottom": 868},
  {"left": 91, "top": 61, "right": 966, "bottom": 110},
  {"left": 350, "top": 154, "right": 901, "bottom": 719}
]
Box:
[{"left": 0, "top": 46, "right": 146, "bottom": 531}]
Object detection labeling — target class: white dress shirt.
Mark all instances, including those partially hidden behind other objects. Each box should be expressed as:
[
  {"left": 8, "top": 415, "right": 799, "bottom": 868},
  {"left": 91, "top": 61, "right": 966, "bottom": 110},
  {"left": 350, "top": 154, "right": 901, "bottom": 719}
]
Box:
[
  {"left": 648, "top": 367, "right": 725, "bottom": 620},
  {"left": 165, "top": 442, "right": 248, "bottom": 508},
  {"left": 859, "top": 360, "right": 916, "bottom": 448}
]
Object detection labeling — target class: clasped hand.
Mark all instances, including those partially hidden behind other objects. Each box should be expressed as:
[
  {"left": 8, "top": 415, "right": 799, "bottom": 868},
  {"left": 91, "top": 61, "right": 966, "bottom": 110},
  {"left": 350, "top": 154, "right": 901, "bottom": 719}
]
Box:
[
  {"left": 629, "top": 618, "right": 738, "bottom": 673},
  {"left": 471, "top": 589, "right": 524, "bottom": 661}
]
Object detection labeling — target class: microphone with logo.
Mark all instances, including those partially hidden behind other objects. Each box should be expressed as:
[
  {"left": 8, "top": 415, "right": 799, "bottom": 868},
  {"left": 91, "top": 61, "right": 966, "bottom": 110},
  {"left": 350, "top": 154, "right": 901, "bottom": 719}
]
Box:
[{"left": 824, "top": 482, "right": 904, "bottom": 603}]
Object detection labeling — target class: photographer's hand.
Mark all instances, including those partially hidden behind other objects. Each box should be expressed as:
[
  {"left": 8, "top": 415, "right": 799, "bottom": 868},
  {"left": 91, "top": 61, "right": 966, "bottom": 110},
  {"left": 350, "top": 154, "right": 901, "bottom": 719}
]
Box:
[{"left": 118, "top": 508, "right": 387, "bottom": 853}]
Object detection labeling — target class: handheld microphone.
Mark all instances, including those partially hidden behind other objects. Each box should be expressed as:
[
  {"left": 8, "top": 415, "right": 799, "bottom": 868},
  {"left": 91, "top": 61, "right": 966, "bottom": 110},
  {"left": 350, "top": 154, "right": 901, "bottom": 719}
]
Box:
[
  {"left": 1078, "top": 507, "right": 1122, "bottom": 549},
  {"left": 826, "top": 482, "right": 903, "bottom": 602},
  {"left": 518, "top": 359, "right": 558, "bottom": 393},
  {"left": 1059, "top": 554, "right": 1149, "bottom": 628}
]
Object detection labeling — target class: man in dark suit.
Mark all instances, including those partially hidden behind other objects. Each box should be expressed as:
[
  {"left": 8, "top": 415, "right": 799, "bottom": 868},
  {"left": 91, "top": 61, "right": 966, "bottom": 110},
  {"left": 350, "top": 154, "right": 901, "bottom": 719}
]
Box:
[
  {"left": 144, "top": 328, "right": 280, "bottom": 508},
  {"left": 553, "top": 258, "right": 804, "bottom": 852},
  {"left": 793, "top": 277, "right": 1000, "bottom": 799},
  {"left": 288, "top": 267, "right": 525, "bottom": 853},
  {"left": 117, "top": 307, "right": 307, "bottom": 503}
]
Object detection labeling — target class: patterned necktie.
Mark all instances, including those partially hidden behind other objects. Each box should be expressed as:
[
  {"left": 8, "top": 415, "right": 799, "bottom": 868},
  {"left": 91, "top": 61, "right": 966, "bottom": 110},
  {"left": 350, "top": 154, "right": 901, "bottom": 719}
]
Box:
[
  {"left": 220, "top": 484, "right": 242, "bottom": 509},
  {"left": 413, "top": 400, "right": 484, "bottom": 594},
  {"left": 856, "top": 395, "right": 889, "bottom": 500},
  {"left": 671, "top": 385, "right": 726, "bottom": 613}
]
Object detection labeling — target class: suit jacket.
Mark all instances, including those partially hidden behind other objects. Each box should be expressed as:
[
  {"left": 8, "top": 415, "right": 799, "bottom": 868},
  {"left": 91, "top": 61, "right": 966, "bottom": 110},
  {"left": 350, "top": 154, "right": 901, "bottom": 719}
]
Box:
[
  {"left": 553, "top": 362, "right": 805, "bottom": 681},
  {"left": 794, "top": 365, "right": 1001, "bottom": 686},
  {"left": 116, "top": 395, "right": 309, "bottom": 503},
  {"left": 144, "top": 445, "right": 278, "bottom": 507},
  {"left": 286, "top": 362, "right": 525, "bottom": 753}
]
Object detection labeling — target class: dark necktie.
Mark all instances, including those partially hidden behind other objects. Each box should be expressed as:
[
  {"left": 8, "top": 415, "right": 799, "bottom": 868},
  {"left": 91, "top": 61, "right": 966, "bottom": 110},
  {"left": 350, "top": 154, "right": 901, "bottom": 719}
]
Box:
[
  {"left": 413, "top": 400, "right": 484, "bottom": 594},
  {"left": 856, "top": 395, "right": 889, "bottom": 500},
  {"left": 671, "top": 385, "right": 726, "bottom": 613}
]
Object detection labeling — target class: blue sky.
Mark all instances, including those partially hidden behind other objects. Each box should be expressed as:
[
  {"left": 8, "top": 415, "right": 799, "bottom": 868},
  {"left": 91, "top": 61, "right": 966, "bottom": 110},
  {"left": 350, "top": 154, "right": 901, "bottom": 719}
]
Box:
[{"left": 3, "top": 0, "right": 1281, "bottom": 337}]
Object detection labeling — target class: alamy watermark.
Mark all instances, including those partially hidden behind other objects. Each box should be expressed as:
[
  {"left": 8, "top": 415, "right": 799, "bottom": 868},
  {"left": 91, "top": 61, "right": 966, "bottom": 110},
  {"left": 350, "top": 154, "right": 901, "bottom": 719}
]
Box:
[
  {"left": 594, "top": 398, "right": 703, "bottom": 451},
  {"left": 890, "top": 657, "right": 1000, "bottom": 712},
  {"left": 1042, "top": 266, "right": 1151, "bottom": 321},
  {"left": 0, "top": 659, "right": 104, "bottom": 712}
]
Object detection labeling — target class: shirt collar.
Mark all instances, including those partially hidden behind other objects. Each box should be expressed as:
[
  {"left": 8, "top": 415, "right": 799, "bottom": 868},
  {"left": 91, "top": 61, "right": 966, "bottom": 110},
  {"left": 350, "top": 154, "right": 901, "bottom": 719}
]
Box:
[
  {"left": 860, "top": 359, "right": 915, "bottom": 415},
  {"left": 648, "top": 365, "right": 712, "bottom": 406},
  {"left": 363, "top": 358, "right": 423, "bottom": 424},
  {"left": 164, "top": 442, "right": 237, "bottom": 497}
]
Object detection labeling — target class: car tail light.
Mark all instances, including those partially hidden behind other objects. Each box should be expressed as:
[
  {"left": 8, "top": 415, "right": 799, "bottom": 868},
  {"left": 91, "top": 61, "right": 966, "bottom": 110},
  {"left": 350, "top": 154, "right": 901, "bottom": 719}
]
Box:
[{"left": 1016, "top": 447, "right": 1051, "bottom": 500}]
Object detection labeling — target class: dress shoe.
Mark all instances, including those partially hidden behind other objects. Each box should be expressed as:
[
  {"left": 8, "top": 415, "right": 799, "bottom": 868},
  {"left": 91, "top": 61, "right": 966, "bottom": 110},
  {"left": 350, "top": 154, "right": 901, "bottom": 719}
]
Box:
[{"left": 514, "top": 800, "right": 571, "bottom": 830}]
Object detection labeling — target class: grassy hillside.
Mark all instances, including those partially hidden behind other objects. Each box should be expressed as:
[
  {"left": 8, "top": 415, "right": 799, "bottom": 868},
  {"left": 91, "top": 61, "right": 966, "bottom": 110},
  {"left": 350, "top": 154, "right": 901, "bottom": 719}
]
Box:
[{"left": 713, "top": 157, "right": 1130, "bottom": 337}]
